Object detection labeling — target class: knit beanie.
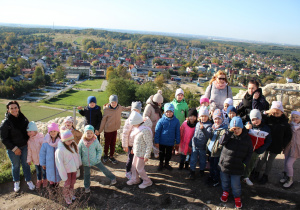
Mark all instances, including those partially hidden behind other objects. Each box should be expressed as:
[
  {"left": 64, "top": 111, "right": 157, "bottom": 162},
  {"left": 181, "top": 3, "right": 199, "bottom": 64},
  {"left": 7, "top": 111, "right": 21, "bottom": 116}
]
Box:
[
  {"left": 63, "top": 116, "right": 74, "bottom": 123},
  {"left": 198, "top": 106, "right": 209, "bottom": 117},
  {"left": 164, "top": 103, "right": 175, "bottom": 112},
  {"left": 153, "top": 90, "right": 163, "bottom": 103},
  {"left": 230, "top": 116, "right": 244, "bottom": 129},
  {"left": 226, "top": 105, "right": 237, "bottom": 115},
  {"left": 87, "top": 96, "right": 97, "bottom": 105},
  {"left": 61, "top": 130, "right": 74, "bottom": 142},
  {"left": 213, "top": 109, "right": 223, "bottom": 120},
  {"left": 84, "top": 125, "right": 94, "bottom": 133},
  {"left": 250, "top": 109, "right": 262, "bottom": 120},
  {"left": 200, "top": 96, "right": 209, "bottom": 104},
  {"left": 188, "top": 108, "right": 198, "bottom": 118},
  {"left": 291, "top": 111, "right": 300, "bottom": 117},
  {"left": 131, "top": 101, "right": 142, "bottom": 112},
  {"left": 109, "top": 95, "right": 118, "bottom": 103},
  {"left": 271, "top": 101, "right": 284, "bottom": 113},
  {"left": 175, "top": 88, "right": 184, "bottom": 97},
  {"left": 48, "top": 123, "right": 59, "bottom": 133},
  {"left": 27, "top": 121, "right": 38, "bottom": 132},
  {"left": 129, "top": 111, "right": 144, "bottom": 125},
  {"left": 224, "top": 98, "right": 233, "bottom": 106}
]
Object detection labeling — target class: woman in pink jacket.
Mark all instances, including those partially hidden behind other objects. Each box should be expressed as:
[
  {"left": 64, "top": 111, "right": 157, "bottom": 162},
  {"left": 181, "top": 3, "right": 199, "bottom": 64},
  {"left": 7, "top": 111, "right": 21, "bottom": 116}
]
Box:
[{"left": 26, "top": 121, "right": 46, "bottom": 189}]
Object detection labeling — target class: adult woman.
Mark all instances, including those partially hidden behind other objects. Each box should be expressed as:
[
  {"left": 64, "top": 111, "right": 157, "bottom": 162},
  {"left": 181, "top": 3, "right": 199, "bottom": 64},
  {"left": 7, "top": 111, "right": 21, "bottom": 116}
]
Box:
[
  {"left": 236, "top": 80, "right": 268, "bottom": 122},
  {"left": 143, "top": 90, "right": 163, "bottom": 158},
  {"left": 204, "top": 70, "right": 233, "bottom": 110},
  {"left": 0, "top": 101, "right": 35, "bottom": 192}
]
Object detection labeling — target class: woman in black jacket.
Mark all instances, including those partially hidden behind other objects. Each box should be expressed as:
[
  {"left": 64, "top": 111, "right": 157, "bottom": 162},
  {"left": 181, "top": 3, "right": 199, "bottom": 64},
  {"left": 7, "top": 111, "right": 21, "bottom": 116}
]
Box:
[{"left": 0, "top": 101, "right": 35, "bottom": 192}]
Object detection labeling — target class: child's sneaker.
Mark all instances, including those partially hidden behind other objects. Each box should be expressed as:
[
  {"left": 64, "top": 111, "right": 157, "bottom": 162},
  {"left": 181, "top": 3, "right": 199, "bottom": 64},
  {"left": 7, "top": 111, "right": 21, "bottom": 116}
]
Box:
[
  {"left": 178, "top": 163, "right": 184, "bottom": 170},
  {"left": 85, "top": 188, "right": 90, "bottom": 193},
  {"left": 280, "top": 172, "right": 288, "bottom": 183},
  {"left": 234, "top": 197, "right": 242, "bottom": 209},
  {"left": 127, "top": 179, "right": 141, "bottom": 185},
  {"left": 259, "top": 174, "right": 268, "bottom": 185},
  {"left": 72, "top": 195, "right": 76, "bottom": 201},
  {"left": 110, "top": 178, "right": 117, "bottom": 185},
  {"left": 43, "top": 179, "right": 48, "bottom": 188},
  {"left": 157, "top": 163, "right": 164, "bottom": 171},
  {"left": 138, "top": 181, "right": 152, "bottom": 189},
  {"left": 14, "top": 181, "right": 20, "bottom": 192},
  {"left": 283, "top": 177, "right": 293, "bottom": 188},
  {"left": 186, "top": 171, "right": 195, "bottom": 180},
  {"left": 109, "top": 157, "right": 118, "bottom": 164},
  {"left": 220, "top": 191, "right": 229, "bottom": 202},
  {"left": 164, "top": 164, "right": 173, "bottom": 171},
  {"left": 243, "top": 177, "right": 254, "bottom": 186},
  {"left": 125, "top": 172, "right": 132, "bottom": 180},
  {"left": 65, "top": 197, "right": 72, "bottom": 205},
  {"left": 27, "top": 181, "right": 35, "bottom": 190},
  {"left": 103, "top": 155, "right": 109, "bottom": 163},
  {"left": 36, "top": 180, "right": 42, "bottom": 189}
]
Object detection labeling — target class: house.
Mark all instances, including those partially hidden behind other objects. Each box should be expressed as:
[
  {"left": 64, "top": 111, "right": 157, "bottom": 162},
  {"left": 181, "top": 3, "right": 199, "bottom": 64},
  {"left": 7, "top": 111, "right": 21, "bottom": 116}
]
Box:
[
  {"left": 128, "top": 65, "right": 137, "bottom": 76},
  {"left": 66, "top": 74, "right": 80, "bottom": 81},
  {"left": 95, "top": 69, "right": 106, "bottom": 79},
  {"left": 74, "top": 60, "right": 90, "bottom": 67},
  {"left": 36, "top": 59, "right": 46, "bottom": 68},
  {"left": 21, "top": 68, "right": 35, "bottom": 75},
  {"left": 65, "top": 67, "right": 90, "bottom": 77}
]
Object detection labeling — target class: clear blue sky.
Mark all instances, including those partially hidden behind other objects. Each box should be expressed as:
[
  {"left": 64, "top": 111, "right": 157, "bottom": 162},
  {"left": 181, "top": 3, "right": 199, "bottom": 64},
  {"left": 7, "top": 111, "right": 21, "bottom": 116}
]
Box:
[{"left": 1, "top": 0, "right": 300, "bottom": 45}]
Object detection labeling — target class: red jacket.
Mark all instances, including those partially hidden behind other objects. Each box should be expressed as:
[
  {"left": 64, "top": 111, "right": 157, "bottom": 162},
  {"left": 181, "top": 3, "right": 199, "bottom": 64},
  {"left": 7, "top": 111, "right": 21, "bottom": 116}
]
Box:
[{"left": 248, "top": 125, "right": 271, "bottom": 154}]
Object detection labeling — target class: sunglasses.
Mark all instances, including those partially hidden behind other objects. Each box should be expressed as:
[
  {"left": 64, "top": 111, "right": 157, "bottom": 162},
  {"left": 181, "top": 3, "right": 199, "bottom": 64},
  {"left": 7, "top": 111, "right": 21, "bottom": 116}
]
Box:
[{"left": 218, "top": 77, "right": 226, "bottom": 80}]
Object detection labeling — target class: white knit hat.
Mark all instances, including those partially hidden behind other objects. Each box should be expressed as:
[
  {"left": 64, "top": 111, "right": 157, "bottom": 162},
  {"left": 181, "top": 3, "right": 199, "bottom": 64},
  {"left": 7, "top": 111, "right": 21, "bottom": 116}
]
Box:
[
  {"left": 175, "top": 88, "right": 184, "bottom": 97},
  {"left": 291, "top": 111, "right": 300, "bottom": 117},
  {"left": 224, "top": 98, "right": 233, "bottom": 106},
  {"left": 129, "top": 111, "right": 144, "bottom": 125},
  {"left": 198, "top": 106, "right": 209, "bottom": 117},
  {"left": 271, "top": 101, "right": 284, "bottom": 113},
  {"left": 153, "top": 90, "right": 163, "bottom": 103},
  {"left": 63, "top": 116, "right": 74, "bottom": 123}
]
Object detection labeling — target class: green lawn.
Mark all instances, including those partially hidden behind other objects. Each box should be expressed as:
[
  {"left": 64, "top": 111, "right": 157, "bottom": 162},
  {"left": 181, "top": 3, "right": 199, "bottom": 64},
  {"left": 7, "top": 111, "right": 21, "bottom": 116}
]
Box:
[{"left": 74, "top": 79, "right": 104, "bottom": 89}]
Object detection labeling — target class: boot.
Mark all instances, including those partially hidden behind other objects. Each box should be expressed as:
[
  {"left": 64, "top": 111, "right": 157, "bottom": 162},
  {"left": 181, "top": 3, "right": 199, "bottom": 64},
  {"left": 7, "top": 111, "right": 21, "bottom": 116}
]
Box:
[
  {"left": 179, "top": 163, "right": 184, "bottom": 170},
  {"left": 184, "top": 161, "right": 189, "bottom": 170},
  {"left": 186, "top": 170, "right": 195, "bottom": 180},
  {"left": 251, "top": 171, "right": 260, "bottom": 181},
  {"left": 36, "top": 180, "right": 42, "bottom": 189},
  {"left": 280, "top": 172, "right": 288, "bottom": 183},
  {"left": 199, "top": 170, "right": 204, "bottom": 177},
  {"left": 283, "top": 177, "right": 293, "bottom": 188},
  {"left": 259, "top": 174, "right": 268, "bottom": 185},
  {"left": 43, "top": 179, "right": 48, "bottom": 188},
  {"left": 158, "top": 162, "right": 164, "bottom": 171}
]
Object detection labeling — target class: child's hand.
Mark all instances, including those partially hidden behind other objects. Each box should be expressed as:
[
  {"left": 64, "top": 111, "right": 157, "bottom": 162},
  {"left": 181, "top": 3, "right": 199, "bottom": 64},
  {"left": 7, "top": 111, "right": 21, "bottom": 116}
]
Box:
[
  {"left": 253, "top": 92, "right": 260, "bottom": 99},
  {"left": 42, "top": 166, "right": 46, "bottom": 170},
  {"left": 155, "top": 143, "right": 159, "bottom": 148},
  {"left": 95, "top": 130, "right": 100, "bottom": 135},
  {"left": 245, "top": 122, "right": 252, "bottom": 130},
  {"left": 27, "top": 162, "right": 31, "bottom": 166},
  {"left": 199, "top": 122, "right": 204, "bottom": 129},
  {"left": 123, "top": 147, "right": 128, "bottom": 152},
  {"left": 144, "top": 158, "right": 149, "bottom": 162},
  {"left": 77, "top": 106, "right": 82, "bottom": 110}
]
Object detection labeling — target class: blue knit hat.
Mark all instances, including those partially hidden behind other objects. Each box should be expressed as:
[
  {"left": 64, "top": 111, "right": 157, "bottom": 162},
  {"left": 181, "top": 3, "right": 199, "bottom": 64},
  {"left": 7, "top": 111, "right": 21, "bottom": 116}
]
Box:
[
  {"left": 227, "top": 105, "right": 237, "bottom": 115},
  {"left": 230, "top": 116, "right": 243, "bottom": 129},
  {"left": 87, "top": 96, "right": 97, "bottom": 105},
  {"left": 164, "top": 103, "right": 175, "bottom": 112},
  {"left": 84, "top": 125, "right": 94, "bottom": 133},
  {"left": 27, "top": 121, "right": 38, "bottom": 131}
]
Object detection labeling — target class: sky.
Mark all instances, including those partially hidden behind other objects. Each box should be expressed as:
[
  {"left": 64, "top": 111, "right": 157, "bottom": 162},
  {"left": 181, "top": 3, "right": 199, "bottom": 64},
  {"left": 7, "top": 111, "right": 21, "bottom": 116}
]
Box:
[{"left": 1, "top": 0, "right": 300, "bottom": 45}]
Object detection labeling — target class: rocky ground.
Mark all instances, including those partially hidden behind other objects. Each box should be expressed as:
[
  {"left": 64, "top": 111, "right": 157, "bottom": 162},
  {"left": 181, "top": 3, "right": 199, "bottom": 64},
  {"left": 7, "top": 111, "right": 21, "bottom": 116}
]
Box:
[{"left": 0, "top": 153, "right": 299, "bottom": 209}]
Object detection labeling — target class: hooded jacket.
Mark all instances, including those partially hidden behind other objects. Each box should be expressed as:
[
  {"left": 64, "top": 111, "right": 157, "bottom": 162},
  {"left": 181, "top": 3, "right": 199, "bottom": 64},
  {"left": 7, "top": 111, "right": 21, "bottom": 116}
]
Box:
[
  {"left": 27, "top": 132, "right": 44, "bottom": 165},
  {"left": 39, "top": 133, "right": 61, "bottom": 182},
  {"left": 179, "top": 120, "right": 197, "bottom": 155},
  {"left": 132, "top": 125, "right": 153, "bottom": 159},
  {"left": 284, "top": 123, "right": 300, "bottom": 158},
  {"left": 206, "top": 124, "right": 228, "bottom": 157},
  {"left": 190, "top": 121, "right": 213, "bottom": 151},
  {"left": 218, "top": 128, "right": 253, "bottom": 175},
  {"left": 154, "top": 114, "right": 180, "bottom": 146},
  {"left": 143, "top": 95, "right": 162, "bottom": 135},
  {"left": 170, "top": 98, "right": 189, "bottom": 125},
  {"left": 79, "top": 105, "right": 102, "bottom": 131},
  {"left": 78, "top": 135, "right": 103, "bottom": 167}
]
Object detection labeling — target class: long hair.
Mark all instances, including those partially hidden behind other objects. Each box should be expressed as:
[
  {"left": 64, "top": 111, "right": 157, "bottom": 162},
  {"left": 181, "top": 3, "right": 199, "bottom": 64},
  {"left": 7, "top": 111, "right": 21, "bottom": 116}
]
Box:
[
  {"left": 209, "top": 70, "right": 229, "bottom": 85},
  {"left": 6, "top": 100, "right": 20, "bottom": 112},
  {"left": 63, "top": 141, "right": 78, "bottom": 153}
]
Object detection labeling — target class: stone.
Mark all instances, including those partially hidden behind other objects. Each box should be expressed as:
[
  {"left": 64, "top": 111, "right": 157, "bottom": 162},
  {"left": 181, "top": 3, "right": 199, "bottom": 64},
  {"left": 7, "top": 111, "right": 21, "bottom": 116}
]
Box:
[{"left": 282, "top": 95, "right": 289, "bottom": 106}]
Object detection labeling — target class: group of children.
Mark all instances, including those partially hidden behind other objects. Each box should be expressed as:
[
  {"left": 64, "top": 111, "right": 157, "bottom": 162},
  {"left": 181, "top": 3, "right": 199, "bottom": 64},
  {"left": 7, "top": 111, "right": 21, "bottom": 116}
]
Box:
[{"left": 22, "top": 89, "right": 299, "bottom": 208}]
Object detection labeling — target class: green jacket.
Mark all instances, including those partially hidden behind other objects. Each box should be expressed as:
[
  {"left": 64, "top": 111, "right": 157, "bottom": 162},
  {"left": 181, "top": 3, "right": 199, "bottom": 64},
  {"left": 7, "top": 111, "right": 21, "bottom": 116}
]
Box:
[{"left": 170, "top": 98, "right": 189, "bottom": 125}]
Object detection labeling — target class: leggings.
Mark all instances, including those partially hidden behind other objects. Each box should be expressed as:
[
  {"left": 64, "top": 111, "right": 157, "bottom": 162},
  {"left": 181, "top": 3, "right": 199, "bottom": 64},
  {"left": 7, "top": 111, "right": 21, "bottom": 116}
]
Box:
[{"left": 255, "top": 151, "right": 277, "bottom": 176}]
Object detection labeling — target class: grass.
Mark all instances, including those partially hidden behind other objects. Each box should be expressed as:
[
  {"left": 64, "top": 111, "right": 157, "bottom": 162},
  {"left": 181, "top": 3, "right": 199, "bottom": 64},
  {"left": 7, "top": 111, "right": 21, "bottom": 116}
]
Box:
[{"left": 74, "top": 79, "right": 104, "bottom": 89}]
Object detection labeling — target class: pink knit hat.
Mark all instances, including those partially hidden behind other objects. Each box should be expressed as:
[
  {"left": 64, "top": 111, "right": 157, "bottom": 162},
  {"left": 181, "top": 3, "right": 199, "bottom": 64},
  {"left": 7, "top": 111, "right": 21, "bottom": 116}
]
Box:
[
  {"left": 200, "top": 96, "right": 209, "bottom": 105},
  {"left": 61, "top": 130, "right": 74, "bottom": 142},
  {"left": 48, "top": 123, "right": 59, "bottom": 133}
]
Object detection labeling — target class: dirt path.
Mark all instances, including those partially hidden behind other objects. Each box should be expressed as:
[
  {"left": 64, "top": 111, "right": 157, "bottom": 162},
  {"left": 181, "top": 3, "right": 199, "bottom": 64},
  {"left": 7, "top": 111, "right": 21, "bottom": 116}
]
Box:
[{"left": 0, "top": 154, "right": 299, "bottom": 209}]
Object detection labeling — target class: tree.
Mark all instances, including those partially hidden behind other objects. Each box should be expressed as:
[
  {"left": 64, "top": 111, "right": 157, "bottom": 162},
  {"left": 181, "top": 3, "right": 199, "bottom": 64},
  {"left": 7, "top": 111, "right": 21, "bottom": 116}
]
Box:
[
  {"left": 154, "top": 74, "right": 165, "bottom": 89},
  {"left": 106, "top": 66, "right": 114, "bottom": 80},
  {"left": 67, "top": 57, "right": 73, "bottom": 66},
  {"left": 55, "top": 66, "right": 65, "bottom": 81},
  {"left": 33, "top": 66, "right": 44, "bottom": 79},
  {"left": 148, "top": 71, "right": 153, "bottom": 77},
  {"left": 135, "top": 82, "right": 157, "bottom": 102},
  {"left": 82, "top": 53, "right": 88, "bottom": 60},
  {"left": 183, "top": 88, "right": 200, "bottom": 108}
]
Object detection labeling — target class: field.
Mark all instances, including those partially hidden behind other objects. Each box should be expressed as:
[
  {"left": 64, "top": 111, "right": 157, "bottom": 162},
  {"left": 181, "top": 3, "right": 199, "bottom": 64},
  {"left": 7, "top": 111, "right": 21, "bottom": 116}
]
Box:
[{"left": 74, "top": 79, "right": 104, "bottom": 89}]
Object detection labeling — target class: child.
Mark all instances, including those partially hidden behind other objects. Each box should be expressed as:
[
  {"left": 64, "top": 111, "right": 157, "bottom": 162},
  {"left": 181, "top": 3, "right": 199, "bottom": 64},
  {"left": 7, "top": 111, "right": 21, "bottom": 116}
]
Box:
[
  {"left": 171, "top": 88, "right": 189, "bottom": 125},
  {"left": 280, "top": 111, "right": 300, "bottom": 188},
  {"left": 126, "top": 111, "right": 153, "bottom": 189},
  {"left": 188, "top": 107, "right": 212, "bottom": 179},
  {"left": 219, "top": 116, "right": 253, "bottom": 209},
  {"left": 226, "top": 105, "right": 237, "bottom": 124},
  {"left": 200, "top": 96, "right": 210, "bottom": 107},
  {"left": 79, "top": 125, "right": 116, "bottom": 193},
  {"left": 39, "top": 123, "right": 61, "bottom": 188},
  {"left": 155, "top": 103, "right": 180, "bottom": 171},
  {"left": 222, "top": 98, "right": 233, "bottom": 125},
  {"left": 206, "top": 109, "right": 228, "bottom": 187},
  {"left": 243, "top": 109, "right": 272, "bottom": 186},
  {"left": 179, "top": 108, "right": 198, "bottom": 170},
  {"left": 99, "top": 94, "right": 130, "bottom": 164},
  {"left": 27, "top": 121, "right": 46, "bottom": 189},
  {"left": 55, "top": 130, "right": 81, "bottom": 204},
  {"left": 60, "top": 116, "right": 83, "bottom": 144},
  {"left": 255, "top": 101, "right": 292, "bottom": 184},
  {"left": 77, "top": 96, "right": 102, "bottom": 139}
]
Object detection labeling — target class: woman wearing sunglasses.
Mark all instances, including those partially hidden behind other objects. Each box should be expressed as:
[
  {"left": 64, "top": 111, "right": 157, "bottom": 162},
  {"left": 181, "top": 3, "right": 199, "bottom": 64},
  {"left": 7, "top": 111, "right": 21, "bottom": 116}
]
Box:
[{"left": 204, "top": 70, "right": 233, "bottom": 110}]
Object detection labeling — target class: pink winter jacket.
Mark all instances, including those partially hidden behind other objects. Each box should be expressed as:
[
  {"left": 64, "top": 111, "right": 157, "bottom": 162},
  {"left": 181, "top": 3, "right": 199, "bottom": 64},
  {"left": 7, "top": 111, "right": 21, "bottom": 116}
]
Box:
[
  {"left": 122, "top": 116, "right": 152, "bottom": 148},
  {"left": 55, "top": 141, "right": 82, "bottom": 181},
  {"left": 179, "top": 121, "right": 196, "bottom": 155},
  {"left": 27, "top": 132, "right": 44, "bottom": 165}
]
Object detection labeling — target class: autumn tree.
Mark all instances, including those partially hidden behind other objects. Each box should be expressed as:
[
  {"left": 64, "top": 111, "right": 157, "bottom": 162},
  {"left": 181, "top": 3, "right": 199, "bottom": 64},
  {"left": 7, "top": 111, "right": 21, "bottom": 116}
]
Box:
[{"left": 154, "top": 74, "right": 165, "bottom": 89}]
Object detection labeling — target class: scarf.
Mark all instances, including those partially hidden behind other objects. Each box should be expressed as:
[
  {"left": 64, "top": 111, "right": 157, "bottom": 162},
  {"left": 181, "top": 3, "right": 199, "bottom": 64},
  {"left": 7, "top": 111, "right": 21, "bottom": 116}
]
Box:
[
  {"left": 187, "top": 120, "right": 197, "bottom": 128},
  {"left": 150, "top": 99, "right": 162, "bottom": 118},
  {"left": 83, "top": 135, "right": 97, "bottom": 148},
  {"left": 291, "top": 122, "right": 300, "bottom": 131},
  {"left": 213, "top": 81, "right": 227, "bottom": 90},
  {"left": 212, "top": 121, "right": 226, "bottom": 130},
  {"left": 45, "top": 133, "right": 60, "bottom": 147}
]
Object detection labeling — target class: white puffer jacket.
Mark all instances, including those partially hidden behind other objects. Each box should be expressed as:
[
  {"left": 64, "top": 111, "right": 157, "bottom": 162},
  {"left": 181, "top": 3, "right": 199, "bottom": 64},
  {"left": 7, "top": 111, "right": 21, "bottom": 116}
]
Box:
[{"left": 132, "top": 126, "right": 153, "bottom": 159}]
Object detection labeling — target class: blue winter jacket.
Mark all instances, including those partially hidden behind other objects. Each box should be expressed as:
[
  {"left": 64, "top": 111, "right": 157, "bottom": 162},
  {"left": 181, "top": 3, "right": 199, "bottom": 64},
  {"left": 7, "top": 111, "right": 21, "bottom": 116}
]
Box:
[
  {"left": 190, "top": 121, "right": 213, "bottom": 151},
  {"left": 78, "top": 136, "right": 103, "bottom": 167},
  {"left": 154, "top": 114, "right": 180, "bottom": 146},
  {"left": 39, "top": 137, "right": 61, "bottom": 183}
]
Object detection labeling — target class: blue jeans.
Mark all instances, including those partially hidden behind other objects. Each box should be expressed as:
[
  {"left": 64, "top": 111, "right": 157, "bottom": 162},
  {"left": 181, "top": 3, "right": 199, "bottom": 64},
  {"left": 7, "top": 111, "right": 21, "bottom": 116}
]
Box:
[
  {"left": 7, "top": 145, "right": 31, "bottom": 182},
  {"left": 209, "top": 156, "right": 220, "bottom": 181},
  {"left": 84, "top": 162, "right": 116, "bottom": 188},
  {"left": 35, "top": 165, "right": 47, "bottom": 180},
  {"left": 190, "top": 149, "right": 206, "bottom": 171},
  {"left": 220, "top": 171, "right": 241, "bottom": 198}
]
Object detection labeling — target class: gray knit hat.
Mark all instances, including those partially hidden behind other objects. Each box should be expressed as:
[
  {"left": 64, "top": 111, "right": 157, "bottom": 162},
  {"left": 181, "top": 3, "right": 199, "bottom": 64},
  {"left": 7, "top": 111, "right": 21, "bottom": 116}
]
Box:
[
  {"left": 131, "top": 101, "right": 142, "bottom": 112},
  {"left": 250, "top": 109, "right": 262, "bottom": 120},
  {"left": 109, "top": 95, "right": 118, "bottom": 103}
]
